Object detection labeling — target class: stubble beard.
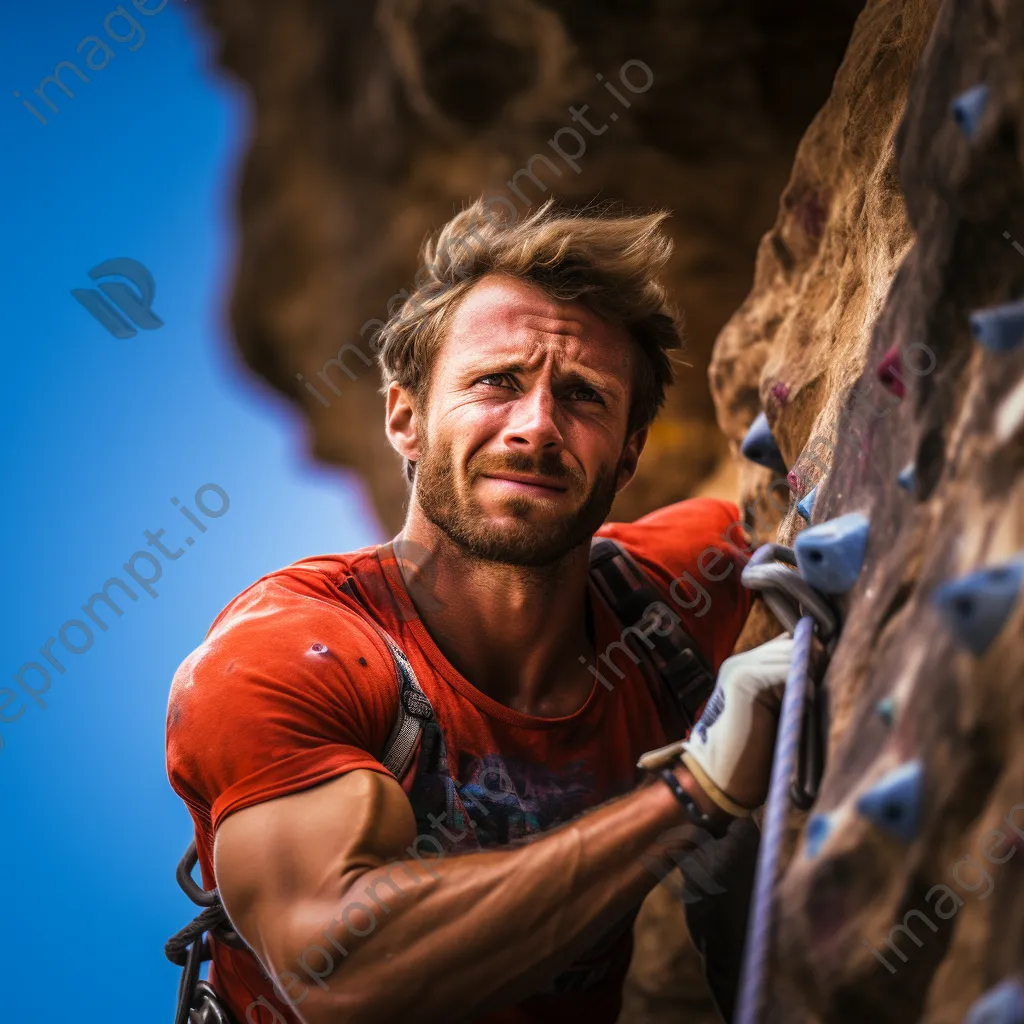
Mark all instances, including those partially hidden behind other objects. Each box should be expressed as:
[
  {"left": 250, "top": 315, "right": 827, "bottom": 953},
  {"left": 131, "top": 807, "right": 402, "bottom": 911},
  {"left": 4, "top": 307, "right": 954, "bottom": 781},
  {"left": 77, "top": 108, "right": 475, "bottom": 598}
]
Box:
[{"left": 414, "top": 434, "right": 622, "bottom": 567}]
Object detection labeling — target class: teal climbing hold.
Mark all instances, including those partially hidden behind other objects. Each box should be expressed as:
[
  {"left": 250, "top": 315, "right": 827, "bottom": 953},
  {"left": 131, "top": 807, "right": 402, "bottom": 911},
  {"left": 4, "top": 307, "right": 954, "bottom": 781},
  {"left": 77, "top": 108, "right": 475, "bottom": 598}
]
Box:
[
  {"left": 970, "top": 299, "right": 1024, "bottom": 353},
  {"left": 897, "top": 462, "right": 915, "bottom": 492},
  {"left": 855, "top": 760, "right": 923, "bottom": 844},
  {"left": 805, "top": 813, "right": 832, "bottom": 858},
  {"left": 963, "top": 978, "right": 1024, "bottom": 1024},
  {"left": 740, "top": 411, "right": 788, "bottom": 475},
  {"left": 876, "top": 697, "right": 896, "bottom": 726},
  {"left": 797, "top": 485, "right": 818, "bottom": 522},
  {"left": 932, "top": 556, "right": 1024, "bottom": 656},
  {"left": 952, "top": 84, "right": 989, "bottom": 139},
  {"left": 794, "top": 512, "right": 870, "bottom": 594}
]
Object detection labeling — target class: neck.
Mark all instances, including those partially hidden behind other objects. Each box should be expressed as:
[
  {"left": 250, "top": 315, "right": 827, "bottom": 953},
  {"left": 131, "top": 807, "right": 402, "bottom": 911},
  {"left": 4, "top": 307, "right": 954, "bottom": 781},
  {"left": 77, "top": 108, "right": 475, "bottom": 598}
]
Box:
[{"left": 394, "top": 505, "right": 596, "bottom": 717}]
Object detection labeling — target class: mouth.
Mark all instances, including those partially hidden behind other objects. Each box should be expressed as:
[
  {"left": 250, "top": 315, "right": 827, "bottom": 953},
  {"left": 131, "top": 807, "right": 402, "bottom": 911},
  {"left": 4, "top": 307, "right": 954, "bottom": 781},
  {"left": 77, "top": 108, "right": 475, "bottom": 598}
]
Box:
[{"left": 481, "top": 472, "right": 570, "bottom": 495}]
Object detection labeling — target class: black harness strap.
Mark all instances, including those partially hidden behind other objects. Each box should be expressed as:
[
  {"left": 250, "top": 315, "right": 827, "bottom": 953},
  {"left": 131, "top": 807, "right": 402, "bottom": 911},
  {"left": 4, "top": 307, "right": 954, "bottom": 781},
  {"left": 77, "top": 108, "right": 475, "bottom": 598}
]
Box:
[{"left": 588, "top": 537, "right": 716, "bottom": 732}]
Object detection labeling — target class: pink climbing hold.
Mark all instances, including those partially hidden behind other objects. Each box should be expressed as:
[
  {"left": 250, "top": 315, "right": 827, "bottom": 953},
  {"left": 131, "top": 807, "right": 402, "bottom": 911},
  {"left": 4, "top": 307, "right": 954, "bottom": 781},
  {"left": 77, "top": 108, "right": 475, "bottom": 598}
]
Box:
[
  {"left": 771, "top": 381, "right": 791, "bottom": 407},
  {"left": 876, "top": 343, "right": 906, "bottom": 398},
  {"left": 787, "top": 469, "right": 802, "bottom": 492}
]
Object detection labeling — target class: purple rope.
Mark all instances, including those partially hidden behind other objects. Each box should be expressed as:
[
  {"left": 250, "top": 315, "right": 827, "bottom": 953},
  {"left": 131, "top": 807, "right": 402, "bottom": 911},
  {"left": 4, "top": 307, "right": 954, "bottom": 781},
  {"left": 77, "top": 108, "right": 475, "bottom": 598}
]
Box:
[{"left": 735, "top": 615, "right": 815, "bottom": 1023}]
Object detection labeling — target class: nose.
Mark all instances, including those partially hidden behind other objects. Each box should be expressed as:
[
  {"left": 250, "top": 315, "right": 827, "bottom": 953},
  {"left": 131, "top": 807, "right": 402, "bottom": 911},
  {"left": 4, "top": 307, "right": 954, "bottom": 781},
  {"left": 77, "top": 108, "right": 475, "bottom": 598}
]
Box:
[{"left": 500, "top": 382, "right": 564, "bottom": 456}]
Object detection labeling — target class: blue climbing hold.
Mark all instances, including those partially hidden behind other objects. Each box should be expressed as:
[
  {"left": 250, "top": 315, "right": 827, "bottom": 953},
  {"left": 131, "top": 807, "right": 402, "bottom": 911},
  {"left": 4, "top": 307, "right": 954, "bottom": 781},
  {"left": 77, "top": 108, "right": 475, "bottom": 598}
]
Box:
[
  {"left": 855, "top": 760, "right": 924, "bottom": 844},
  {"left": 797, "top": 485, "right": 818, "bottom": 522},
  {"left": 794, "top": 512, "right": 870, "bottom": 594},
  {"left": 897, "top": 462, "right": 915, "bottom": 492},
  {"left": 876, "top": 697, "right": 896, "bottom": 726},
  {"left": 740, "top": 412, "right": 788, "bottom": 475},
  {"left": 970, "top": 299, "right": 1024, "bottom": 353},
  {"left": 951, "top": 84, "right": 989, "bottom": 139},
  {"left": 932, "top": 556, "right": 1024, "bottom": 656},
  {"left": 963, "top": 978, "right": 1024, "bottom": 1024},
  {"left": 805, "top": 813, "right": 832, "bottom": 858}
]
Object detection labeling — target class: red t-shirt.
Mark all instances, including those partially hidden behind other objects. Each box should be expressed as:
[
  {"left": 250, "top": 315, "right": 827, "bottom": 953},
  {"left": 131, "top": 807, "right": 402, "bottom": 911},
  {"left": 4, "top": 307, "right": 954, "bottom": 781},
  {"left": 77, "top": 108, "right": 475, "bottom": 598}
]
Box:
[{"left": 166, "top": 498, "right": 751, "bottom": 1024}]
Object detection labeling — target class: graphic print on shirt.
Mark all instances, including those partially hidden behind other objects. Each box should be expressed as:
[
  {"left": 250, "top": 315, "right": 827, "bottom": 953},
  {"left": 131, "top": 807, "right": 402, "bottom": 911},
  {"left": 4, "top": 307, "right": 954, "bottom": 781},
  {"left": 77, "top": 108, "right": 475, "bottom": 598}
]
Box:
[
  {"left": 445, "top": 751, "right": 634, "bottom": 996},
  {"left": 406, "top": 733, "right": 603, "bottom": 852},
  {"left": 456, "top": 753, "right": 597, "bottom": 846}
]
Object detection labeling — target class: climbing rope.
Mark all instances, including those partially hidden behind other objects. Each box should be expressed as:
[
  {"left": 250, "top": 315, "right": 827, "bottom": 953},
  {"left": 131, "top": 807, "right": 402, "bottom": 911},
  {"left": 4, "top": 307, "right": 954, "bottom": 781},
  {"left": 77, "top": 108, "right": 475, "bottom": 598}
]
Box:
[
  {"left": 735, "top": 614, "right": 815, "bottom": 1024},
  {"left": 734, "top": 544, "right": 840, "bottom": 1024}
]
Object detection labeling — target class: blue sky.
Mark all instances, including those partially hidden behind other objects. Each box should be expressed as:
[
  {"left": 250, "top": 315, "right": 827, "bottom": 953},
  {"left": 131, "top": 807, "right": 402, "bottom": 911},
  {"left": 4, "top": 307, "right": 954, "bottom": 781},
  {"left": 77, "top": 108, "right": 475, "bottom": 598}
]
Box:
[{"left": 0, "top": 2, "right": 383, "bottom": 1019}]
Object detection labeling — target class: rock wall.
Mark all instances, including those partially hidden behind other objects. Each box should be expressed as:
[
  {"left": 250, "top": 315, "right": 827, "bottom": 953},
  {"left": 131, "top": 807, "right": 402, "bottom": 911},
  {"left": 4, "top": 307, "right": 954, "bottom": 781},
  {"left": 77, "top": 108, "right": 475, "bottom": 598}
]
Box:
[{"left": 711, "top": 0, "right": 1024, "bottom": 1019}]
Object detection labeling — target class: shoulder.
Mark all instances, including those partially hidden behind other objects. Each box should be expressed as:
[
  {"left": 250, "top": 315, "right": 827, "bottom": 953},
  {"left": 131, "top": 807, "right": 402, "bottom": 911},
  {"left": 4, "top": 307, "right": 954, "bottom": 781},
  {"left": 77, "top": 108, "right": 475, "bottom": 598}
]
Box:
[
  {"left": 166, "top": 552, "right": 401, "bottom": 828},
  {"left": 597, "top": 497, "right": 747, "bottom": 576},
  {"left": 178, "top": 551, "right": 396, "bottom": 689}
]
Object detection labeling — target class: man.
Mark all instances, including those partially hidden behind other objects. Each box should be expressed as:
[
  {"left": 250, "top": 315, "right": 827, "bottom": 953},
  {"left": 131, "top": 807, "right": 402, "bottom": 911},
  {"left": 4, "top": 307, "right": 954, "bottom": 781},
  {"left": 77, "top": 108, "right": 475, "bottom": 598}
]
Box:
[{"left": 166, "top": 198, "right": 792, "bottom": 1024}]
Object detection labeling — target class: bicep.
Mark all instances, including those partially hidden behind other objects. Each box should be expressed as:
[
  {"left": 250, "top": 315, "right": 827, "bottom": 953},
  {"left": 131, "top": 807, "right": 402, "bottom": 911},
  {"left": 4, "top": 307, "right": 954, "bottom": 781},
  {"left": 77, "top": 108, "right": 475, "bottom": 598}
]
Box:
[{"left": 214, "top": 769, "right": 418, "bottom": 962}]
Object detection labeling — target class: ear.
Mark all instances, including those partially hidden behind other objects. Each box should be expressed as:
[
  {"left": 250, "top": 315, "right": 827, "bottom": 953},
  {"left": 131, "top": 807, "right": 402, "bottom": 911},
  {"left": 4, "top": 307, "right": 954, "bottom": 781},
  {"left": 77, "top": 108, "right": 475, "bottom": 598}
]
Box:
[
  {"left": 386, "top": 382, "right": 421, "bottom": 464},
  {"left": 615, "top": 426, "right": 648, "bottom": 493}
]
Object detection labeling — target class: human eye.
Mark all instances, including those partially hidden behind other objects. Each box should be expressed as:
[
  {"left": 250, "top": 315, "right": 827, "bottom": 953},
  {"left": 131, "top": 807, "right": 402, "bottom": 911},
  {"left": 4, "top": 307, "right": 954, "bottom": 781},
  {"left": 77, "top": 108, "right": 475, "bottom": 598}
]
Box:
[
  {"left": 477, "top": 372, "right": 518, "bottom": 390},
  {"left": 568, "top": 384, "right": 604, "bottom": 404}
]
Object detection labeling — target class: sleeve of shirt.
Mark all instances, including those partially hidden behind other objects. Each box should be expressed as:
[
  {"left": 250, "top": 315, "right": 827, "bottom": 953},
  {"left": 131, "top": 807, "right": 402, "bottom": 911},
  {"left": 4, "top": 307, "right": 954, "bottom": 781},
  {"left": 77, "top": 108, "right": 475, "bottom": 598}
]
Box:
[
  {"left": 597, "top": 497, "right": 753, "bottom": 671},
  {"left": 165, "top": 573, "right": 400, "bottom": 835}
]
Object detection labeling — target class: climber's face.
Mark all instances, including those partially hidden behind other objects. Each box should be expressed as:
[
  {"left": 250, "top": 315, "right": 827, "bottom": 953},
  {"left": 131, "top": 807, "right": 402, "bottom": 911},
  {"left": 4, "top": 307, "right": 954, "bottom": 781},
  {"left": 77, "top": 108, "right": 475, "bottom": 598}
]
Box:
[{"left": 387, "top": 273, "right": 647, "bottom": 565}]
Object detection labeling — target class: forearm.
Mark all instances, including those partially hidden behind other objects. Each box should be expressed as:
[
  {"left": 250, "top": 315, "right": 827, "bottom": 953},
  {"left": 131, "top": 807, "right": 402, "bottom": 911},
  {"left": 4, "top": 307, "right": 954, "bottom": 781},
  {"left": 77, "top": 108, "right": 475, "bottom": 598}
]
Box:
[{"left": 280, "top": 769, "right": 709, "bottom": 1024}]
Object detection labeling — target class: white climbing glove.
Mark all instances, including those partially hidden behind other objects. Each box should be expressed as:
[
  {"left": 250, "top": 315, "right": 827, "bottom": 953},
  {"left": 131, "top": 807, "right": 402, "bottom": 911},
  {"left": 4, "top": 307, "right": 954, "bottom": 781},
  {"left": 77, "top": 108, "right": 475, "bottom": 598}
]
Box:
[{"left": 679, "top": 635, "right": 795, "bottom": 816}]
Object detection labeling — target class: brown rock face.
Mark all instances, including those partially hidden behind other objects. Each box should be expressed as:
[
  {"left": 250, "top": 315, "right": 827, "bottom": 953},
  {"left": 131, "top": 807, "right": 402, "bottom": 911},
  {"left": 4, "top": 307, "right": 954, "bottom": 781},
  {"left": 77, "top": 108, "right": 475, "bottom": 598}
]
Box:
[
  {"left": 710, "top": 0, "right": 939, "bottom": 568},
  {"left": 711, "top": 0, "right": 1024, "bottom": 1020},
  {"left": 194, "top": 0, "right": 862, "bottom": 532}
]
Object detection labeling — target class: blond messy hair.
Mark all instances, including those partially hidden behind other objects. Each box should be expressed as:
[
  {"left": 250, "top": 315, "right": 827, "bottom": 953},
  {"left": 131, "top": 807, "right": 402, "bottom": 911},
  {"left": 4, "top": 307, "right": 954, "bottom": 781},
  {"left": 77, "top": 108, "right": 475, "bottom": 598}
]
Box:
[{"left": 376, "top": 198, "right": 684, "bottom": 434}]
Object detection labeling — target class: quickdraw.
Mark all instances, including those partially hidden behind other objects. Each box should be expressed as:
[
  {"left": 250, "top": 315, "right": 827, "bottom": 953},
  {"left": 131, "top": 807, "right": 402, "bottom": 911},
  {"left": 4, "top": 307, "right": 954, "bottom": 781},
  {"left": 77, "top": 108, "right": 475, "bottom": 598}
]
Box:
[{"left": 740, "top": 542, "right": 836, "bottom": 809}]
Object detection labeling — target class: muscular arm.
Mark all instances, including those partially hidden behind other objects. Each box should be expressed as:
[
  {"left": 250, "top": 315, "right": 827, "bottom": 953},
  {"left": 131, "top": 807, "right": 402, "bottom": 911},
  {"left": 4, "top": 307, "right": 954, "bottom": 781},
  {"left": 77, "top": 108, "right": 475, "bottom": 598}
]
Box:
[{"left": 214, "top": 765, "right": 723, "bottom": 1024}]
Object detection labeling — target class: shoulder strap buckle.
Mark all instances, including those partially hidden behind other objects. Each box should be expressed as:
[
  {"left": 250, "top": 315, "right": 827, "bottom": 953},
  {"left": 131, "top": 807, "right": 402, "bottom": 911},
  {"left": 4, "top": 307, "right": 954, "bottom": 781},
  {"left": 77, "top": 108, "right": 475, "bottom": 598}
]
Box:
[{"left": 588, "top": 536, "right": 715, "bottom": 732}]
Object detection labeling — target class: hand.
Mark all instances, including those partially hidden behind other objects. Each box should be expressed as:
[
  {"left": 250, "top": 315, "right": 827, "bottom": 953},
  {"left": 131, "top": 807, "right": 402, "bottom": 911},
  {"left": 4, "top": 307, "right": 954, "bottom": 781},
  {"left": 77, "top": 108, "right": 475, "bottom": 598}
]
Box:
[{"left": 679, "top": 635, "right": 794, "bottom": 815}]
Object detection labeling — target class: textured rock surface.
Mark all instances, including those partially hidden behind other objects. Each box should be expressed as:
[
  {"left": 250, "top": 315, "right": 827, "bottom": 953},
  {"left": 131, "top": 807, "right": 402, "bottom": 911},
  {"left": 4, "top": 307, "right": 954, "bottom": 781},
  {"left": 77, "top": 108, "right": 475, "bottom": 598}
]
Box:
[
  {"left": 710, "top": 0, "right": 935, "bottom": 576},
  {"left": 194, "top": 0, "right": 862, "bottom": 533},
  {"left": 711, "top": 0, "right": 1024, "bottom": 1019}
]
